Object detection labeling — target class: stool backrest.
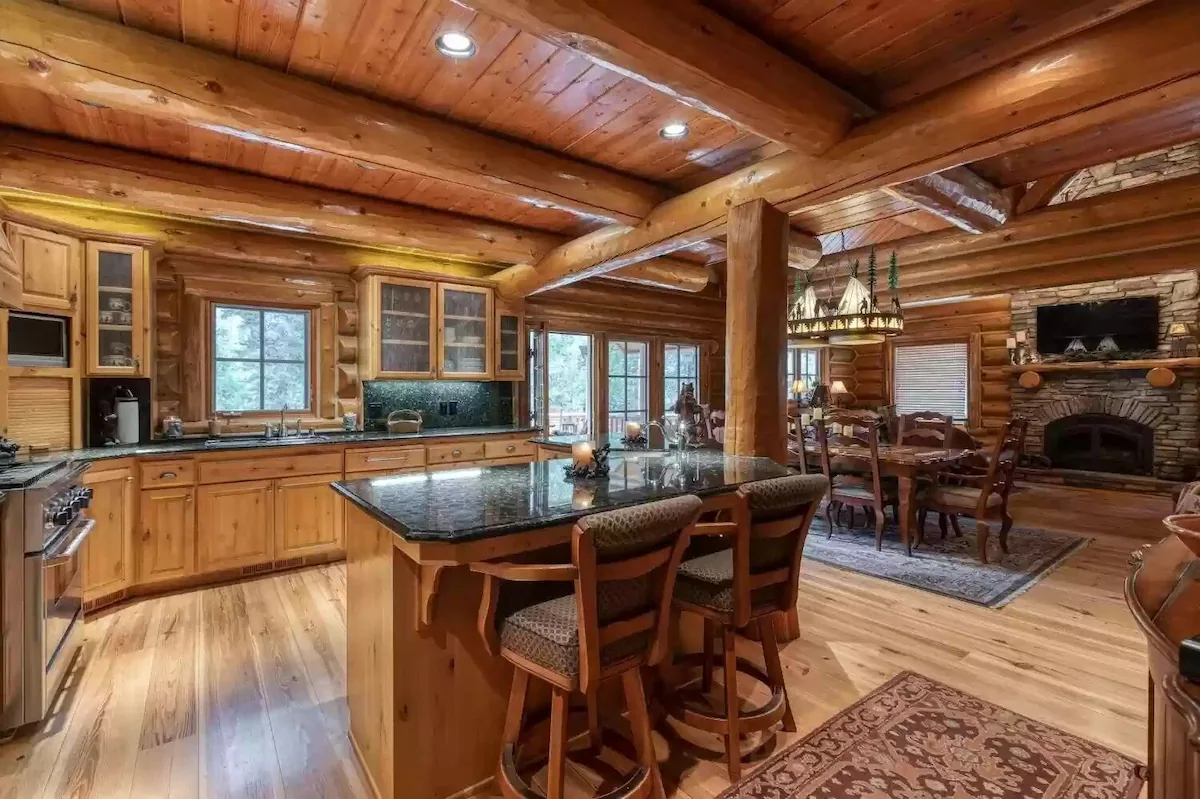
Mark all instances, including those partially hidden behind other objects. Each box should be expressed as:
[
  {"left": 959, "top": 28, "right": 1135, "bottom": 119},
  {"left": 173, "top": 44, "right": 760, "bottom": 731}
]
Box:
[
  {"left": 729, "top": 475, "right": 828, "bottom": 627},
  {"left": 573, "top": 494, "right": 702, "bottom": 691}
]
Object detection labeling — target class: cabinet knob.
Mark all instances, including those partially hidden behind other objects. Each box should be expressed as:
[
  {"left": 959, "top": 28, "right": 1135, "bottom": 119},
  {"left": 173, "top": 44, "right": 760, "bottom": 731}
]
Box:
[
  {"left": 452, "top": 449, "right": 462, "bottom": 457},
  {"left": 506, "top": 445, "right": 516, "bottom": 453},
  {"left": 186, "top": 494, "right": 192, "bottom": 503},
  {"left": 126, "top": 476, "right": 133, "bottom": 482},
  {"left": 159, "top": 471, "right": 177, "bottom": 479}
]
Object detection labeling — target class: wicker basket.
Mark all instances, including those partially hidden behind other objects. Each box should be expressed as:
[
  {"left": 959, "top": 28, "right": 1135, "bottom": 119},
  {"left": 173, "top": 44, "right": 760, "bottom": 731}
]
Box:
[{"left": 386, "top": 409, "right": 423, "bottom": 433}]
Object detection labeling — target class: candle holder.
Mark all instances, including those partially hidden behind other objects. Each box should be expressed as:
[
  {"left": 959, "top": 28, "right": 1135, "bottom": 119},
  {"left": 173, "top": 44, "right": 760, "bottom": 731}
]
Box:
[
  {"left": 621, "top": 432, "right": 649, "bottom": 449},
  {"left": 564, "top": 442, "right": 611, "bottom": 479}
]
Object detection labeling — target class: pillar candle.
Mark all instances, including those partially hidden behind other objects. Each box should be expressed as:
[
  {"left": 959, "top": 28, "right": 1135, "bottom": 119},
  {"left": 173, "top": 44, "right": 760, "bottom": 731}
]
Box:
[
  {"left": 625, "top": 420, "right": 642, "bottom": 439},
  {"left": 571, "top": 441, "right": 594, "bottom": 468}
]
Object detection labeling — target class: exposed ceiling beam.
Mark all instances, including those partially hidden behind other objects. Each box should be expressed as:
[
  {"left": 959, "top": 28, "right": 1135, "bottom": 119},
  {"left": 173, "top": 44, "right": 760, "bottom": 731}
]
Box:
[
  {"left": 1015, "top": 171, "right": 1080, "bottom": 214},
  {"left": 0, "top": 129, "right": 709, "bottom": 292},
  {"left": 460, "top": 0, "right": 853, "bottom": 154},
  {"left": 491, "top": 0, "right": 1200, "bottom": 298},
  {"left": 0, "top": 0, "right": 664, "bottom": 225},
  {"left": 881, "top": 167, "right": 1010, "bottom": 233}
]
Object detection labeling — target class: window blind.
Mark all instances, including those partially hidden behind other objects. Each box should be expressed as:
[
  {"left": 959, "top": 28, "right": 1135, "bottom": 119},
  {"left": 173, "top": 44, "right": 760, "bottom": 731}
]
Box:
[{"left": 893, "top": 342, "right": 969, "bottom": 421}]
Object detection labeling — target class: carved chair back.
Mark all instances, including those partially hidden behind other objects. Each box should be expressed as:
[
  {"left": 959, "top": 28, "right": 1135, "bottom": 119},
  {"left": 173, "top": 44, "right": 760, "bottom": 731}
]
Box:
[
  {"left": 897, "top": 411, "right": 954, "bottom": 449},
  {"left": 975, "top": 416, "right": 1029, "bottom": 515},
  {"left": 573, "top": 495, "right": 702, "bottom": 692},
  {"left": 816, "top": 411, "right": 885, "bottom": 506}
]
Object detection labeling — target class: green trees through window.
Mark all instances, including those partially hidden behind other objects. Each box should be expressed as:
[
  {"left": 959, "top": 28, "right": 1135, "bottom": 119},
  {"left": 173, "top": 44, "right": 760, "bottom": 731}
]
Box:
[{"left": 213, "top": 304, "right": 310, "bottom": 413}]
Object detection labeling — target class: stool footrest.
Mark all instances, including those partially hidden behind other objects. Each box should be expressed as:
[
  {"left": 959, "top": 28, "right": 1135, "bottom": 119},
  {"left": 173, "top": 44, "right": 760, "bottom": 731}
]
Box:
[{"left": 667, "top": 652, "right": 787, "bottom": 736}]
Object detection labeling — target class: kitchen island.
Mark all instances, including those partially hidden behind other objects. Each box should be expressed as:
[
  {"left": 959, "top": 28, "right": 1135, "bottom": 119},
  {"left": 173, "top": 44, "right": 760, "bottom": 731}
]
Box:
[{"left": 332, "top": 449, "right": 791, "bottom": 799}]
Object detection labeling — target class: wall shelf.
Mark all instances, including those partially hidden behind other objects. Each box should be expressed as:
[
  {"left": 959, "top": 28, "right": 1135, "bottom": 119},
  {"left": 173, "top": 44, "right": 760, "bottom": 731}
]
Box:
[{"left": 1002, "top": 357, "right": 1200, "bottom": 375}]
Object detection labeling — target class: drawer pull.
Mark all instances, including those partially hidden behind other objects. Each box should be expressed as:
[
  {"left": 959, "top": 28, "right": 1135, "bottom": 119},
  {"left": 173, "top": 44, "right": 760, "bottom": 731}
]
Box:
[
  {"left": 159, "top": 471, "right": 178, "bottom": 479},
  {"left": 452, "top": 449, "right": 462, "bottom": 457},
  {"left": 366, "top": 455, "right": 410, "bottom": 463},
  {"left": 505, "top": 444, "right": 516, "bottom": 453}
]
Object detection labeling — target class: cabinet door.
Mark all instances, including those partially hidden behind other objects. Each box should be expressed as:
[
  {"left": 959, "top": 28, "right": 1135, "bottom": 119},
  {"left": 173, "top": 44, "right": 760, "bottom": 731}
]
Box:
[
  {"left": 138, "top": 486, "right": 195, "bottom": 584},
  {"left": 86, "top": 241, "right": 150, "bottom": 377},
  {"left": 196, "top": 480, "right": 274, "bottom": 572},
  {"left": 494, "top": 304, "right": 525, "bottom": 380},
  {"left": 374, "top": 277, "right": 436, "bottom": 379},
  {"left": 82, "top": 465, "right": 135, "bottom": 600},
  {"left": 274, "top": 473, "right": 344, "bottom": 559},
  {"left": 7, "top": 224, "right": 80, "bottom": 312},
  {"left": 438, "top": 284, "right": 493, "bottom": 378}
]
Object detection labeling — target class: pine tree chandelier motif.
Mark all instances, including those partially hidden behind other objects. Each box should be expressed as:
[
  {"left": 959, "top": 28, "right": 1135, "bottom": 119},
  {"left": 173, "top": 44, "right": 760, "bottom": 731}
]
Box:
[{"left": 788, "top": 240, "right": 904, "bottom": 346}]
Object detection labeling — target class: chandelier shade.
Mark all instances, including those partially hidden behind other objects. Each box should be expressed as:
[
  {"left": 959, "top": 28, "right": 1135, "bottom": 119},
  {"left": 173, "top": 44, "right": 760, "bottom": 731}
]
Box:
[{"left": 788, "top": 247, "right": 904, "bottom": 346}]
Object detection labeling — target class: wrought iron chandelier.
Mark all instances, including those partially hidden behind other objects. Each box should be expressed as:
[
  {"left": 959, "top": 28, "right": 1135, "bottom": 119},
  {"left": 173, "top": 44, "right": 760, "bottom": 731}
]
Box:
[{"left": 788, "top": 239, "right": 904, "bottom": 346}]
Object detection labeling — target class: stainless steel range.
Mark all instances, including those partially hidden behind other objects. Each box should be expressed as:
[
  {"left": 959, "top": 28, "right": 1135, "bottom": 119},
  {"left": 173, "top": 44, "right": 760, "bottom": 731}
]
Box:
[{"left": 0, "top": 458, "right": 93, "bottom": 732}]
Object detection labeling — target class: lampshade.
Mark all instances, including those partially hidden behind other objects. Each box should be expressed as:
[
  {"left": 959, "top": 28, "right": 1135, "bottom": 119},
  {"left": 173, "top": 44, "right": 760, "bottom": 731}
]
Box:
[
  {"left": 830, "top": 380, "right": 849, "bottom": 395},
  {"left": 1168, "top": 322, "right": 1196, "bottom": 338},
  {"left": 791, "top": 379, "right": 807, "bottom": 395}
]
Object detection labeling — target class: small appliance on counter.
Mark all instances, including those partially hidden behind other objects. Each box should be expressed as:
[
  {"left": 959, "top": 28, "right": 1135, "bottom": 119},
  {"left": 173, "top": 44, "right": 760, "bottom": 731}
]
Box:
[
  {"left": 85, "top": 377, "right": 151, "bottom": 447},
  {"left": 386, "top": 409, "right": 423, "bottom": 433}
]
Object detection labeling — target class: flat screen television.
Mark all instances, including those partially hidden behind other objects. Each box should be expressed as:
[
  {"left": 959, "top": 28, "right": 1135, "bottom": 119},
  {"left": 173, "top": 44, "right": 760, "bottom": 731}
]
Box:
[{"left": 1036, "top": 297, "right": 1159, "bottom": 354}]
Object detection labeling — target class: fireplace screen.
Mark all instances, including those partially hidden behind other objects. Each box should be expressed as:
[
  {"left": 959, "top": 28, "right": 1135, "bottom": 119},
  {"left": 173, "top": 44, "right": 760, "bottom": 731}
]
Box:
[{"left": 1043, "top": 413, "right": 1154, "bottom": 475}]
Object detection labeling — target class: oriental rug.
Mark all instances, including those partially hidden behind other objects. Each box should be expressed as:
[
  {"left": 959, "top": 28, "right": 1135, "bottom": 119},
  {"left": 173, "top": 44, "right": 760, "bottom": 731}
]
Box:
[
  {"left": 803, "top": 515, "right": 1088, "bottom": 608},
  {"left": 718, "top": 671, "right": 1145, "bottom": 799}
]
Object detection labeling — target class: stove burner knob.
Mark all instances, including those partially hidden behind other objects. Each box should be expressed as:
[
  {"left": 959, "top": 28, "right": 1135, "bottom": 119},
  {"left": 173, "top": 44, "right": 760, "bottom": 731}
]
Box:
[
  {"left": 79, "top": 488, "right": 93, "bottom": 508},
  {"left": 53, "top": 507, "right": 72, "bottom": 526}
]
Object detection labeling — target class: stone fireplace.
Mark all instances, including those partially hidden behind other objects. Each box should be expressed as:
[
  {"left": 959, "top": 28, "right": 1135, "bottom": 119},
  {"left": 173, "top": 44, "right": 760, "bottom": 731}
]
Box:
[{"left": 1010, "top": 271, "right": 1200, "bottom": 481}]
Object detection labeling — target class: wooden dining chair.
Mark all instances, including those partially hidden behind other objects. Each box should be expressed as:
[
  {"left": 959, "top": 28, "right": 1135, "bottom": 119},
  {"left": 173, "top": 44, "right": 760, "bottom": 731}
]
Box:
[
  {"left": 917, "top": 417, "right": 1029, "bottom": 563},
  {"left": 897, "top": 411, "right": 954, "bottom": 448},
  {"left": 668, "top": 475, "right": 828, "bottom": 780},
  {"left": 473, "top": 494, "right": 703, "bottom": 799},
  {"left": 816, "top": 413, "right": 898, "bottom": 549}
]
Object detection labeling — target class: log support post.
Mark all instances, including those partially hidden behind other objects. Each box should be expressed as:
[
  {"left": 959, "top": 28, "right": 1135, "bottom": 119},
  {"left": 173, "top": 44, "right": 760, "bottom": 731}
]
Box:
[{"left": 725, "top": 199, "right": 789, "bottom": 463}]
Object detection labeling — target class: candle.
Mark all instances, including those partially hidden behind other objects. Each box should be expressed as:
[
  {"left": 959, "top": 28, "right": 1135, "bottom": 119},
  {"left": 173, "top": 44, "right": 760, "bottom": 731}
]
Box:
[
  {"left": 800, "top": 413, "right": 812, "bottom": 427},
  {"left": 1015, "top": 330, "right": 1027, "bottom": 343},
  {"left": 571, "top": 441, "right": 594, "bottom": 468},
  {"left": 1006, "top": 337, "right": 1017, "bottom": 349},
  {"left": 813, "top": 407, "right": 824, "bottom": 420},
  {"left": 625, "top": 420, "right": 642, "bottom": 439}
]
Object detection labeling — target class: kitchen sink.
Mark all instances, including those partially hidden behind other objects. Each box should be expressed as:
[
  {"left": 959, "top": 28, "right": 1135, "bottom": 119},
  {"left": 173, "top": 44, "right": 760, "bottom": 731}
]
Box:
[{"left": 203, "top": 435, "right": 333, "bottom": 449}]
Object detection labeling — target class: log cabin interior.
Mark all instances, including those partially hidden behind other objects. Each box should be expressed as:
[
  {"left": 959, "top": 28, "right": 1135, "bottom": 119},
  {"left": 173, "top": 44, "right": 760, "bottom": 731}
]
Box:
[{"left": 0, "top": 0, "right": 1197, "bottom": 797}]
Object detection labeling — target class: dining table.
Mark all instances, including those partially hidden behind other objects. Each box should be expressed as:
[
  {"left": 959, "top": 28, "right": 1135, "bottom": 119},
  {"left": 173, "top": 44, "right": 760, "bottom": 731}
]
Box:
[{"left": 790, "top": 440, "right": 976, "bottom": 555}]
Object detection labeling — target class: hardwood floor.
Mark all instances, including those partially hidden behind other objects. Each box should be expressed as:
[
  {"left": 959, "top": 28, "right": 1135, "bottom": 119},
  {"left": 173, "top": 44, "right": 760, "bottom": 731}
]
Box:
[{"left": 0, "top": 490, "right": 1158, "bottom": 799}]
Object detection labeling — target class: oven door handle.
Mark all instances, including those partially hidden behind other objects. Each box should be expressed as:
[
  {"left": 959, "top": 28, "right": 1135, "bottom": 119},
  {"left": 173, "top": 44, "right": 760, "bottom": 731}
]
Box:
[{"left": 44, "top": 518, "right": 95, "bottom": 567}]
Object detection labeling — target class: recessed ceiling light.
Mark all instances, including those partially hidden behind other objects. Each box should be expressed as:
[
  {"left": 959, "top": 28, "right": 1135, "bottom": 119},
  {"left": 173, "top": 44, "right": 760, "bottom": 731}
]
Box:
[
  {"left": 435, "top": 31, "right": 476, "bottom": 58},
  {"left": 659, "top": 122, "right": 689, "bottom": 139}
]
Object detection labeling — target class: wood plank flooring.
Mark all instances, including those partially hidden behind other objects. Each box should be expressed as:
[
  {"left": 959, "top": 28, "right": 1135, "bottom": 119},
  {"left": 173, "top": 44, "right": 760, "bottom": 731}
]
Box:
[{"left": 0, "top": 489, "right": 1159, "bottom": 799}]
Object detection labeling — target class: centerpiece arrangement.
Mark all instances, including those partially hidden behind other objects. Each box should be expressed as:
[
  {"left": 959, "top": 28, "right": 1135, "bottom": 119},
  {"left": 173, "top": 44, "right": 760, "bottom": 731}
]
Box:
[{"left": 565, "top": 440, "right": 611, "bottom": 479}]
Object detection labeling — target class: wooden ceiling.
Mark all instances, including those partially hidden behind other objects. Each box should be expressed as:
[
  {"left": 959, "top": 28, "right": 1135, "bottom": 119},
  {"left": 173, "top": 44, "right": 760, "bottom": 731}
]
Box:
[{"left": 0, "top": 0, "right": 1195, "bottom": 276}]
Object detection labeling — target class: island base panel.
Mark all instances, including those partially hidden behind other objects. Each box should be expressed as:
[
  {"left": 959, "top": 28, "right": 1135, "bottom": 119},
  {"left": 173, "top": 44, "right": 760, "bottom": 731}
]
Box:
[{"left": 345, "top": 504, "right": 514, "bottom": 799}]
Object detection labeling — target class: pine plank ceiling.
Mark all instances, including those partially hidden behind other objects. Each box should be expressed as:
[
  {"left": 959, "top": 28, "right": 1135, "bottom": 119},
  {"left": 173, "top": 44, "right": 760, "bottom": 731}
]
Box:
[{"left": 0, "top": 0, "right": 1183, "bottom": 260}]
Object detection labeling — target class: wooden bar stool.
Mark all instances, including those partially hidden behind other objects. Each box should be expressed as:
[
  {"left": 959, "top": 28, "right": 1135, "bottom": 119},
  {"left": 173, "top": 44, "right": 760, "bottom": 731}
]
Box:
[
  {"left": 667, "top": 474, "right": 828, "bottom": 781},
  {"left": 473, "top": 494, "right": 703, "bottom": 799}
]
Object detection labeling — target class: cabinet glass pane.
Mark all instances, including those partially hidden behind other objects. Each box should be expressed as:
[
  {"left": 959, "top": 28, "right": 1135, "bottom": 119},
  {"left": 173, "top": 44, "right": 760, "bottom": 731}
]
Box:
[
  {"left": 443, "top": 289, "right": 487, "bottom": 374},
  {"left": 380, "top": 283, "right": 431, "bottom": 374},
  {"left": 95, "top": 250, "right": 135, "bottom": 368},
  {"left": 498, "top": 314, "right": 520, "bottom": 373}
]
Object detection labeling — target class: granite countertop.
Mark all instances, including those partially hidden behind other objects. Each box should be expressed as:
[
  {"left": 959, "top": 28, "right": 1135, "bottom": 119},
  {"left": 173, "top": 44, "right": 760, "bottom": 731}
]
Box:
[
  {"left": 332, "top": 449, "right": 792, "bottom": 543},
  {"left": 530, "top": 431, "right": 720, "bottom": 452},
  {"left": 0, "top": 425, "right": 541, "bottom": 488}
]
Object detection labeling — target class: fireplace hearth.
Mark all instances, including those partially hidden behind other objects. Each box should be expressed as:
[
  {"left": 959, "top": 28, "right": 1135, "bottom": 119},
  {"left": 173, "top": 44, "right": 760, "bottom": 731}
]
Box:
[{"left": 1044, "top": 413, "right": 1155, "bottom": 476}]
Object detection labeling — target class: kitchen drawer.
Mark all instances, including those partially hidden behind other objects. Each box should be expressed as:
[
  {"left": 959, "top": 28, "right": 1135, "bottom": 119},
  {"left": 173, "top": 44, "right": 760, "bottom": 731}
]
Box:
[
  {"left": 345, "top": 445, "right": 426, "bottom": 474},
  {"left": 345, "top": 467, "right": 426, "bottom": 481},
  {"left": 484, "top": 439, "right": 536, "bottom": 460},
  {"left": 199, "top": 450, "right": 344, "bottom": 484},
  {"left": 140, "top": 459, "right": 196, "bottom": 487},
  {"left": 427, "top": 441, "right": 487, "bottom": 466}
]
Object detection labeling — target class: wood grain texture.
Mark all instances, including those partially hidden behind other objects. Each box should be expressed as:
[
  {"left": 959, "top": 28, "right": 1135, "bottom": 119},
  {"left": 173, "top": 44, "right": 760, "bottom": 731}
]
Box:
[
  {"left": 8, "top": 376, "right": 73, "bottom": 450},
  {"left": 881, "top": 166, "right": 1009, "bottom": 234},
  {"left": 0, "top": 491, "right": 1156, "bottom": 798}
]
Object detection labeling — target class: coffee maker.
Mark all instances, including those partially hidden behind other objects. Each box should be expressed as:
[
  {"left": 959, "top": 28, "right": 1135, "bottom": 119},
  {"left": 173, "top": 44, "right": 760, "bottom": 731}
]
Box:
[{"left": 86, "top": 378, "right": 151, "bottom": 446}]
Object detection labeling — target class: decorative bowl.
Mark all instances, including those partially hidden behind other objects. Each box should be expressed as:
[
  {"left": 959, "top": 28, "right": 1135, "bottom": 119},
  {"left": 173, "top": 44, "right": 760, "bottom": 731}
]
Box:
[{"left": 1162, "top": 513, "right": 1200, "bottom": 556}]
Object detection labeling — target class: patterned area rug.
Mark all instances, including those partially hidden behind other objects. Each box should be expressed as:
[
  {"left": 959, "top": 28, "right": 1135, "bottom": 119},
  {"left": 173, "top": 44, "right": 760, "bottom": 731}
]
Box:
[
  {"left": 803, "top": 515, "right": 1088, "bottom": 608},
  {"left": 719, "top": 672, "right": 1145, "bottom": 799}
]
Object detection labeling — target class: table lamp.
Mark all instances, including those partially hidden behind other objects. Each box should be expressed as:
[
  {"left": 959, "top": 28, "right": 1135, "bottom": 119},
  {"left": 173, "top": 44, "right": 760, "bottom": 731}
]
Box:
[
  {"left": 1168, "top": 322, "right": 1197, "bottom": 357},
  {"left": 791, "top": 379, "right": 807, "bottom": 404},
  {"left": 830, "top": 379, "right": 850, "bottom": 408}
]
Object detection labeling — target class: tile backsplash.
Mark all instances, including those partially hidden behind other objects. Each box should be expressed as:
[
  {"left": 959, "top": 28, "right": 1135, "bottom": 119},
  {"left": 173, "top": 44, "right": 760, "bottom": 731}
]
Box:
[{"left": 362, "top": 380, "right": 515, "bottom": 430}]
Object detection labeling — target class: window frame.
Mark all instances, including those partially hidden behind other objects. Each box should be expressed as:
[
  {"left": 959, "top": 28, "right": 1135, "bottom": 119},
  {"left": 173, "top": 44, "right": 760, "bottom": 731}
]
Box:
[
  {"left": 785, "top": 346, "right": 822, "bottom": 397},
  {"left": 607, "top": 338, "right": 650, "bottom": 434},
  {"left": 663, "top": 341, "right": 701, "bottom": 416},
  {"left": 535, "top": 327, "right": 596, "bottom": 437},
  {"left": 209, "top": 301, "right": 317, "bottom": 416}
]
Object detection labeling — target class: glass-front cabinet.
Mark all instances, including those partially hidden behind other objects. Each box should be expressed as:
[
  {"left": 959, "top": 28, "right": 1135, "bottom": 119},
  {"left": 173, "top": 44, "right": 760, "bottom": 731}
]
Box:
[
  {"left": 438, "top": 284, "right": 493, "bottom": 379},
  {"left": 363, "top": 275, "right": 436, "bottom": 379},
  {"left": 494, "top": 300, "right": 525, "bottom": 380},
  {"left": 86, "top": 242, "right": 150, "bottom": 376}
]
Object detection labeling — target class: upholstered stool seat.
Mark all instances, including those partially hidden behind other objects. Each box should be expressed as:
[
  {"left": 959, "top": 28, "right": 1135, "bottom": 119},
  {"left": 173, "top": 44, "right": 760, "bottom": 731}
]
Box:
[
  {"left": 667, "top": 474, "right": 828, "bottom": 781},
  {"left": 475, "top": 494, "right": 703, "bottom": 799}
]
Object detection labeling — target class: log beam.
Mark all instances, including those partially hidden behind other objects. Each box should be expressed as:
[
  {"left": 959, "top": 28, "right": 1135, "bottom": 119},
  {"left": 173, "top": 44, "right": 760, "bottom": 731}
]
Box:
[
  {"left": 0, "top": 130, "right": 708, "bottom": 292},
  {"left": 490, "top": 0, "right": 1200, "bottom": 296},
  {"left": 881, "top": 167, "right": 1010, "bottom": 233},
  {"left": 724, "top": 199, "right": 788, "bottom": 462},
  {"left": 460, "top": 0, "right": 853, "bottom": 154},
  {"left": 1015, "top": 171, "right": 1080, "bottom": 214},
  {"left": 0, "top": 0, "right": 663, "bottom": 225}
]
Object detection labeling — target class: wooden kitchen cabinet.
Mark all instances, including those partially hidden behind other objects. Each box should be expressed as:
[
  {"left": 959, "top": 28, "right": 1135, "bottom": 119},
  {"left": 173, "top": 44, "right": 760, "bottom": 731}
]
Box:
[
  {"left": 5, "top": 223, "right": 80, "bottom": 313},
  {"left": 359, "top": 274, "right": 437, "bottom": 380},
  {"left": 494, "top": 300, "right": 525, "bottom": 380},
  {"left": 438, "top": 283, "right": 493, "bottom": 378},
  {"left": 85, "top": 241, "right": 151, "bottom": 377},
  {"left": 0, "top": 227, "right": 23, "bottom": 310},
  {"left": 82, "top": 464, "right": 135, "bottom": 601},
  {"left": 138, "top": 486, "right": 195, "bottom": 584},
  {"left": 274, "top": 472, "right": 344, "bottom": 559},
  {"left": 196, "top": 480, "right": 275, "bottom": 572}
]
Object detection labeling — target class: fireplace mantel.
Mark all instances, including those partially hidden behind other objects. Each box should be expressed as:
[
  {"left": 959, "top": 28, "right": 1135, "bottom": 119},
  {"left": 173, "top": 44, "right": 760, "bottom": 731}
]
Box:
[{"left": 1002, "top": 357, "right": 1200, "bottom": 375}]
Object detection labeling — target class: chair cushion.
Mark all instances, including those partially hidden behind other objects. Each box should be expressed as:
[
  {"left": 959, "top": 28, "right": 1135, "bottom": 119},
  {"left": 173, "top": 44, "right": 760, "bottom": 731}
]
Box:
[
  {"left": 923, "top": 484, "right": 1002, "bottom": 512},
  {"left": 673, "top": 549, "right": 784, "bottom": 615},
  {"left": 500, "top": 593, "right": 650, "bottom": 678}
]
